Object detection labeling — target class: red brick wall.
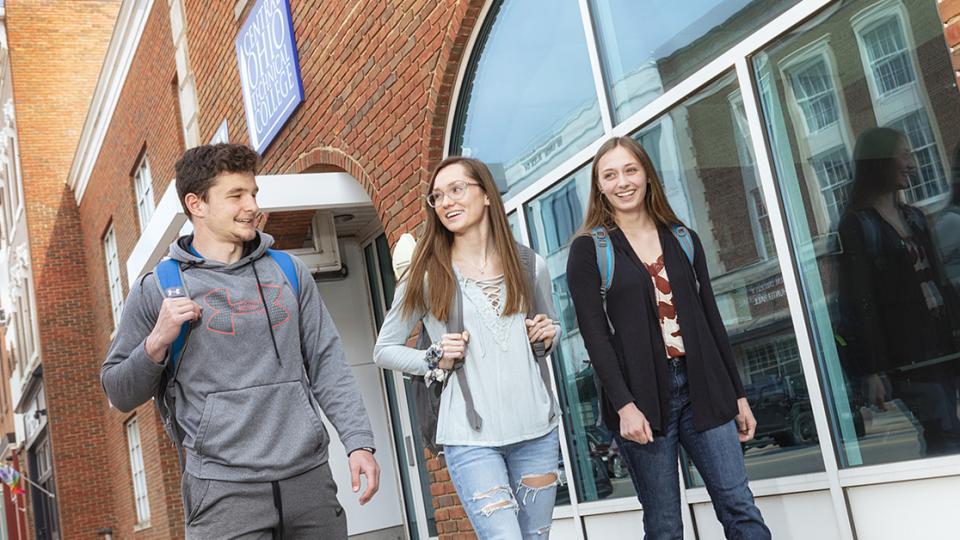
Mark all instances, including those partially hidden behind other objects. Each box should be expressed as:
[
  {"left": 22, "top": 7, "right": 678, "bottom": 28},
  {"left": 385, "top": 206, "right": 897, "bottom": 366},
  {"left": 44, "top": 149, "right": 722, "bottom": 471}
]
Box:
[
  {"left": 75, "top": 1, "right": 188, "bottom": 537},
  {"left": 4, "top": 1, "right": 121, "bottom": 538},
  {"left": 943, "top": 0, "right": 960, "bottom": 87}
]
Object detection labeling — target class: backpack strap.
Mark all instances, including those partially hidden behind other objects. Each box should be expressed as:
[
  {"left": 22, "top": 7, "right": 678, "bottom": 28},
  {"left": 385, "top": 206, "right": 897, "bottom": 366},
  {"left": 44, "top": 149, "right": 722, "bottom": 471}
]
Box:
[
  {"left": 670, "top": 224, "right": 700, "bottom": 292},
  {"left": 590, "top": 227, "right": 616, "bottom": 334},
  {"left": 266, "top": 248, "right": 300, "bottom": 297},
  {"left": 154, "top": 258, "right": 190, "bottom": 373},
  {"left": 446, "top": 282, "right": 483, "bottom": 431},
  {"left": 516, "top": 244, "right": 560, "bottom": 424}
]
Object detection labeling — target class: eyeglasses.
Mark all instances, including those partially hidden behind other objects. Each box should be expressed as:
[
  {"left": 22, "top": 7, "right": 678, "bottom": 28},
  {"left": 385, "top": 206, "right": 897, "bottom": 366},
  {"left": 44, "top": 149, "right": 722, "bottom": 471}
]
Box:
[{"left": 426, "top": 181, "right": 482, "bottom": 208}]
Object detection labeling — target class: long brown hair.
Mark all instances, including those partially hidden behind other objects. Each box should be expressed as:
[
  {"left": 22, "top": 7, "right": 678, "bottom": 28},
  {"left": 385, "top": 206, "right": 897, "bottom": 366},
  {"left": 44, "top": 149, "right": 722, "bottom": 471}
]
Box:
[
  {"left": 577, "top": 137, "right": 682, "bottom": 237},
  {"left": 399, "top": 156, "right": 531, "bottom": 321}
]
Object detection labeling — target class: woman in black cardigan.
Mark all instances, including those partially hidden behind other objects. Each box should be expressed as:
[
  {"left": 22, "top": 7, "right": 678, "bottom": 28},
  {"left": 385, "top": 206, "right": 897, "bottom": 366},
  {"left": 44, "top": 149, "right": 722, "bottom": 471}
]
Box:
[{"left": 566, "top": 137, "right": 770, "bottom": 539}]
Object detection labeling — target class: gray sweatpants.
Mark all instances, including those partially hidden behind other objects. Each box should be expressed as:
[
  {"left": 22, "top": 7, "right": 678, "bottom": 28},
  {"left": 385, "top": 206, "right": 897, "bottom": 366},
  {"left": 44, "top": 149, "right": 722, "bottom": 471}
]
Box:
[{"left": 182, "top": 463, "right": 347, "bottom": 539}]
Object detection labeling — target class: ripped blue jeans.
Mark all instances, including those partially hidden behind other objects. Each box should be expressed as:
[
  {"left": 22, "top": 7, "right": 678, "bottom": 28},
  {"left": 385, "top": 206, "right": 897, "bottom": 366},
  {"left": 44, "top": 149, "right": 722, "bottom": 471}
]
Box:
[{"left": 444, "top": 428, "right": 560, "bottom": 540}]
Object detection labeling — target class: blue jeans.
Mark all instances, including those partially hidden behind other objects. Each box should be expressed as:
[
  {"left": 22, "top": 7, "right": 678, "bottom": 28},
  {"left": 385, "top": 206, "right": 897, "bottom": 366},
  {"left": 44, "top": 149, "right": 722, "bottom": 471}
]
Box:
[
  {"left": 444, "top": 428, "right": 560, "bottom": 540},
  {"left": 616, "top": 359, "right": 770, "bottom": 540}
]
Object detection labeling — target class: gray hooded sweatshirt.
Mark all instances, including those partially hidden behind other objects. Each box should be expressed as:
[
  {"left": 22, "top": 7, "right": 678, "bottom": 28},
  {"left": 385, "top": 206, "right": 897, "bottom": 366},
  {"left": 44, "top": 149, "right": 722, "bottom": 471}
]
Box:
[{"left": 101, "top": 232, "right": 375, "bottom": 482}]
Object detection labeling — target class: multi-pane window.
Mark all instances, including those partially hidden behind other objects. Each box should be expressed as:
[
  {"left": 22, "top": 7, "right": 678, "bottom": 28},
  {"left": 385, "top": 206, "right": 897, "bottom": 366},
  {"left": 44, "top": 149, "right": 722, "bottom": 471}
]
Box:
[
  {"left": 788, "top": 57, "right": 839, "bottom": 133},
  {"left": 103, "top": 225, "right": 124, "bottom": 326},
  {"left": 133, "top": 155, "right": 155, "bottom": 231},
  {"left": 861, "top": 17, "right": 914, "bottom": 95},
  {"left": 888, "top": 111, "right": 947, "bottom": 203},
  {"left": 126, "top": 418, "right": 151, "bottom": 524},
  {"left": 810, "top": 147, "right": 853, "bottom": 224}
]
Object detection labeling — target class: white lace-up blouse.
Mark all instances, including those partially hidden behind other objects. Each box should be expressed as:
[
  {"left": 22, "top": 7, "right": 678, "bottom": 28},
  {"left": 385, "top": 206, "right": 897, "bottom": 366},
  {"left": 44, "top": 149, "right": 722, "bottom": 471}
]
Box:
[{"left": 373, "top": 254, "right": 561, "bottom": 446}]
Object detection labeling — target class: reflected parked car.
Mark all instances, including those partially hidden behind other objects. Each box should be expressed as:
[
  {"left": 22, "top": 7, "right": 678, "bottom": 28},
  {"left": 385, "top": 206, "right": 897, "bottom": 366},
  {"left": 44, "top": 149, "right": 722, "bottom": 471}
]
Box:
[{"left": 744, "top": 375, "right": 818, "bottom": 449}]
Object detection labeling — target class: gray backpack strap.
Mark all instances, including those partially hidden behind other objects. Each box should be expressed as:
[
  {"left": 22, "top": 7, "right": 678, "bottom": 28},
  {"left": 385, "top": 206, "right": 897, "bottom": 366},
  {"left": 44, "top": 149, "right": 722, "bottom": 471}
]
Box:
[
  {"left": 448, "top": 281, "right": 483, "bottom": 431},
  {"left": 517, "top": 244, "right": 560, "bottom": 424}
]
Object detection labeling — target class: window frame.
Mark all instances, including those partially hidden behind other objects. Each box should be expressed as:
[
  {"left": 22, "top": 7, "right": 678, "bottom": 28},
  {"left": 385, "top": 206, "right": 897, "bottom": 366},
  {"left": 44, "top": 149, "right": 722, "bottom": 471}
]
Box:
[
  {"left": 125, "top": 417, "right": 151, "bottom": 527},
  {"left": 103, "top": 224, "right": 125, "bottom": 328},
  {"left": 132, "top": 154, "right": 156, "bottom": 231},
  {"left": 850, "top": 0, "right": 950, "bottom": 206},
  {"left": 778, "top": 37, "right": 855, "bottom": 235}
]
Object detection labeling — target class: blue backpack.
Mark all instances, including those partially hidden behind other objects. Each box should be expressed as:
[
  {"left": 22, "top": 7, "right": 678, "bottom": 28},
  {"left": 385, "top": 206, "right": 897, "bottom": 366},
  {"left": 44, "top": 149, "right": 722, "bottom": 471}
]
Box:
[{"left": 590, "top": 224, "right": 698, "bottom": 334}]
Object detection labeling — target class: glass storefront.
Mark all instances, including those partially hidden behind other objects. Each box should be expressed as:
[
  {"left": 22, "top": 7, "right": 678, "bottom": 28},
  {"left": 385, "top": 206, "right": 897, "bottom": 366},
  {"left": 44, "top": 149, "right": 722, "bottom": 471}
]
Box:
[
  {"left": 448, "top": 0, "right": 960, "bottom": 532},
  {"left": 755, "top": 0, "right": 960, "bottom": 468}
]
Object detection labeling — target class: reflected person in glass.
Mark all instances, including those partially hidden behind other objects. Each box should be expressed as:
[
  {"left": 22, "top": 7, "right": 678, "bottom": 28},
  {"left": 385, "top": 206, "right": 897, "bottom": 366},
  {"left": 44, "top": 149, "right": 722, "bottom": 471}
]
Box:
[
  {"left": 566, "top": 137, "right": 770, "bottom": 539},
  {"left": 835, "top": 128, "right": 960, "bottom": 457},
  {"left": 373, "top": 157, "right": 563, "bottom": 539}
]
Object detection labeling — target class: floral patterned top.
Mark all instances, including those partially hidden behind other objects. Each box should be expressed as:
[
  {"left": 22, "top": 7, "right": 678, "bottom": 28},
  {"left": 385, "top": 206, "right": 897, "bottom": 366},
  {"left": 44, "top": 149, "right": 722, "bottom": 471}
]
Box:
[{"left": 643, "top": 254, "right": 686, "bottom": 358}]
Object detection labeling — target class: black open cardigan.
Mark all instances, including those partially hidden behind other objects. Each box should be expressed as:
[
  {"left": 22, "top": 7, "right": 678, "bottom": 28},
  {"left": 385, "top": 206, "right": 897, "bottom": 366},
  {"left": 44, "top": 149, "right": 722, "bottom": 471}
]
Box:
[{"left": 566, "top": 225, "right": 746, "bottom": 435}]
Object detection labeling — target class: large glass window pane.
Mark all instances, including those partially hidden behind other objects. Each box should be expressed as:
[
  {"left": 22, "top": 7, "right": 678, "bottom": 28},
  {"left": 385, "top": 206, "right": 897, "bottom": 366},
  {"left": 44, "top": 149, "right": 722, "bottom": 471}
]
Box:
[
  {"left": 589, "top": 0, "right": 799, "bottom": 122},
  {"left": 525, "top": 74, "right": 824, "bottom": 502},
  {"left": 451, "top": 0, "right": 603, "bottom": 201},
  {"left": 635, "top": 72, "right": 824, "bottom": 485},
  {"left": 526, "top": 165, "right": 633, "bottom": 502},
  {"left": 755, "top": 0, "right": 960, "bottom": 468}
]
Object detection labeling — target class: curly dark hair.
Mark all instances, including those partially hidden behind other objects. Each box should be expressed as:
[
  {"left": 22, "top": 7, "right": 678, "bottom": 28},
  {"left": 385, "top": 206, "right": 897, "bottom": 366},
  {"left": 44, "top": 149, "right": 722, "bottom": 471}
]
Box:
[{"left": 175, "top": 143, "right": 259, "bottom": 219}]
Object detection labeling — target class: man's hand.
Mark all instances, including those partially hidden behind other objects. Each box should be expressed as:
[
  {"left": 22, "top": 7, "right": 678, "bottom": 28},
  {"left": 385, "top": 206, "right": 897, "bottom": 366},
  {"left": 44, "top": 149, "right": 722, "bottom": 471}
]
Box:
[
  {"left": 525, "top": 314, "right": 557, "bottom": 351},
  {"left": 618, "top": 402, "right": 654, "bottom": 444},
  {"left": 735, "top": 397, "right": 758, "bottom": 443},
  {"left": 438, "top": 331, "right": 469, "bottom": 370},
  {"left": 349, "top": 449, "right": 380, "bottom": 505},
  {"left": 145, "top": 298, "right": 202, "bottom": 363}
]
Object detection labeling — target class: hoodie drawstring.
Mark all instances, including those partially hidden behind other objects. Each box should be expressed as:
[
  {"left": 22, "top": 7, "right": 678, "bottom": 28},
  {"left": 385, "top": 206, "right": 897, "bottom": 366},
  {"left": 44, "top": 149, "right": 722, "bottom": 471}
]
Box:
[{"left": 253, "top": 261, "right": 283, "bottom": 366}]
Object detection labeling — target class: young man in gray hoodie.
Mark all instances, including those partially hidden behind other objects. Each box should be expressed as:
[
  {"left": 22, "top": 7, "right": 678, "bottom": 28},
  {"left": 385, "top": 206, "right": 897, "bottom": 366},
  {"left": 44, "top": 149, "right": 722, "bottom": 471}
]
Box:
[{"left": 102, "top": 143, "right": 379, "bottom": 539}]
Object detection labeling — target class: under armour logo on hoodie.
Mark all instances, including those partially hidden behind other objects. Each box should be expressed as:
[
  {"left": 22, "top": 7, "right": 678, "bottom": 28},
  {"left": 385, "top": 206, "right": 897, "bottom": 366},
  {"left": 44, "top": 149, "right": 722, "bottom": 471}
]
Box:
[{"left": 203, "top": 284, "right": 291, "bottom": 335}]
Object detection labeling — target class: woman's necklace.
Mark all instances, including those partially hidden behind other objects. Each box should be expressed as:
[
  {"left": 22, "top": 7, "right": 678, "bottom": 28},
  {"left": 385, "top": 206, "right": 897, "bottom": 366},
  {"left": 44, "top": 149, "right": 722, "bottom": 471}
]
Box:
[{"left": 457, "top": 254, "right": 488, "bottom": 275}]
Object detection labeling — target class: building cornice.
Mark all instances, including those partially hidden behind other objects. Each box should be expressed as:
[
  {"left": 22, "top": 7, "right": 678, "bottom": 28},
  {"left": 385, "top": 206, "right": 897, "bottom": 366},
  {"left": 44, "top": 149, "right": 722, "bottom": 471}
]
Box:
[{"left": 67, "top": 0, "right": 155, "bottom": 204}]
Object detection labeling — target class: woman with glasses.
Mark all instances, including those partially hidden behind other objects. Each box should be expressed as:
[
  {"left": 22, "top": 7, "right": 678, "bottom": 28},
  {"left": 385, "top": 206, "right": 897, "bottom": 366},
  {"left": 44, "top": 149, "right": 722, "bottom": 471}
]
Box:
[{"left": 374, "top": 156, "right": 562, "bottom": 539}]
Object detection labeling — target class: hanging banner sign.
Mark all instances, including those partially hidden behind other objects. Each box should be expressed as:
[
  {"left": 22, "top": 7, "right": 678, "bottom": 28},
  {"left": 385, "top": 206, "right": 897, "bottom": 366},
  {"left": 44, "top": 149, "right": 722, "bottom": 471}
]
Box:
[{"left": 235, "top": 0, "right": 304, "bottom": 154}]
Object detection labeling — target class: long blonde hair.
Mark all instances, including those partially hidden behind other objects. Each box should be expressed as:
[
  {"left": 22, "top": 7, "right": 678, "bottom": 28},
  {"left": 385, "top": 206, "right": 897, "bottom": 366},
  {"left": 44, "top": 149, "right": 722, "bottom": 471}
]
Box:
[
  {"left": 577, "top": 136, "right": 683, "bottom": 236},
  {"left": 400, "top": 156, "right": 531, "bottom": 321}
]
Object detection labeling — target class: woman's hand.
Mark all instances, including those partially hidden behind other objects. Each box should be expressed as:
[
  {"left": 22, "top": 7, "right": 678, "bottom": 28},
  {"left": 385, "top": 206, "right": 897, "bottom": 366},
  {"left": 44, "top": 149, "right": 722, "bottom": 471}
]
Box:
[
  {"left": 618, "top": 402, "right": 654, "bottom": 444},
  {"left": 438, "top": 331, "right": 469, "bottom": 370},
  {"left": 526, "top": 314, "right": 557, "bottom": 351},
  {"left": 735, "top": 397, "right": 757, "bottom": 443}
]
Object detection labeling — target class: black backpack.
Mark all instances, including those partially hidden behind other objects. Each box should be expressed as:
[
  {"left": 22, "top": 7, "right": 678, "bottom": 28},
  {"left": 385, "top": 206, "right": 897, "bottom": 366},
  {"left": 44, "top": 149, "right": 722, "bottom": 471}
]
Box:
[{"left": 411, "top": 244, "right": 558, "bottom": 453}]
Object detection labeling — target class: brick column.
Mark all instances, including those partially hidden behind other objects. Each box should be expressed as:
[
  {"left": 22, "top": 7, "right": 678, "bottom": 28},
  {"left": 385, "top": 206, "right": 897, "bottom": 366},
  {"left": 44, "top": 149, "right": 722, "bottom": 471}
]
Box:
[{"left": 942, "top": 0, "right": 960, "bottom": 88}]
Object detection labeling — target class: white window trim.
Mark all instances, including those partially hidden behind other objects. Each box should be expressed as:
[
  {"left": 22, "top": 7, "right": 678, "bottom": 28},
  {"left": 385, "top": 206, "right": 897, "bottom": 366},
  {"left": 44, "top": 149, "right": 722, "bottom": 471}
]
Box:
[
  {"left": 125, "top": 418, "right": 151, "bottom": 527},
  {"left": 104, "top": 225, "right": 124, "bottom": 327},
  {"left": 778, "top": 37, "right": 855, "bottom": 235},
  {"left": 133, "top": 154, "right": 156, "bottom": 231}
]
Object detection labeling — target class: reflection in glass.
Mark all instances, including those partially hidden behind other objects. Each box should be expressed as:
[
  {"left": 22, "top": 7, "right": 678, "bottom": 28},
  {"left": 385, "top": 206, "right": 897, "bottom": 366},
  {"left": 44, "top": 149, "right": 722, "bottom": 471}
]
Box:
[
  {"left": 589, "top": 0, "right": 798, "bottom": 122},
  {"left": 631, "top": 72, "right": 824, "bottom": 486},
  {"left": 452, "top": 0, "right": 603, "bottom": 201},
  {"left": 755, "top": 0, "right": 960, "bottom": 468},
  {"left": 526, "top": 166, "right": 633, "bottom": 502}
]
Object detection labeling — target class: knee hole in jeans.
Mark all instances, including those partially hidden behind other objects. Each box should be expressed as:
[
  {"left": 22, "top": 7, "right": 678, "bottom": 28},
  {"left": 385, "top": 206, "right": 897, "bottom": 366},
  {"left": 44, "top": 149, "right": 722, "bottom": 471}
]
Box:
[{"left": 517, "top": 471, "right": 559, "bottom": 505}]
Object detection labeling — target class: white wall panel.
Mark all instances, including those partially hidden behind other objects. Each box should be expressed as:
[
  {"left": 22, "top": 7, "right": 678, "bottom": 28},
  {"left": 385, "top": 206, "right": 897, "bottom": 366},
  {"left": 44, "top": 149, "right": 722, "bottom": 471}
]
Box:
[
  {"left": 583, "top": 510, "right": 644, "bottom": 538},
  {"left": 847, "top": 477, "right": 960, "bottom": 540},
  {"left": 693, "top": 490, "right": 839, "bottom": 540}
]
